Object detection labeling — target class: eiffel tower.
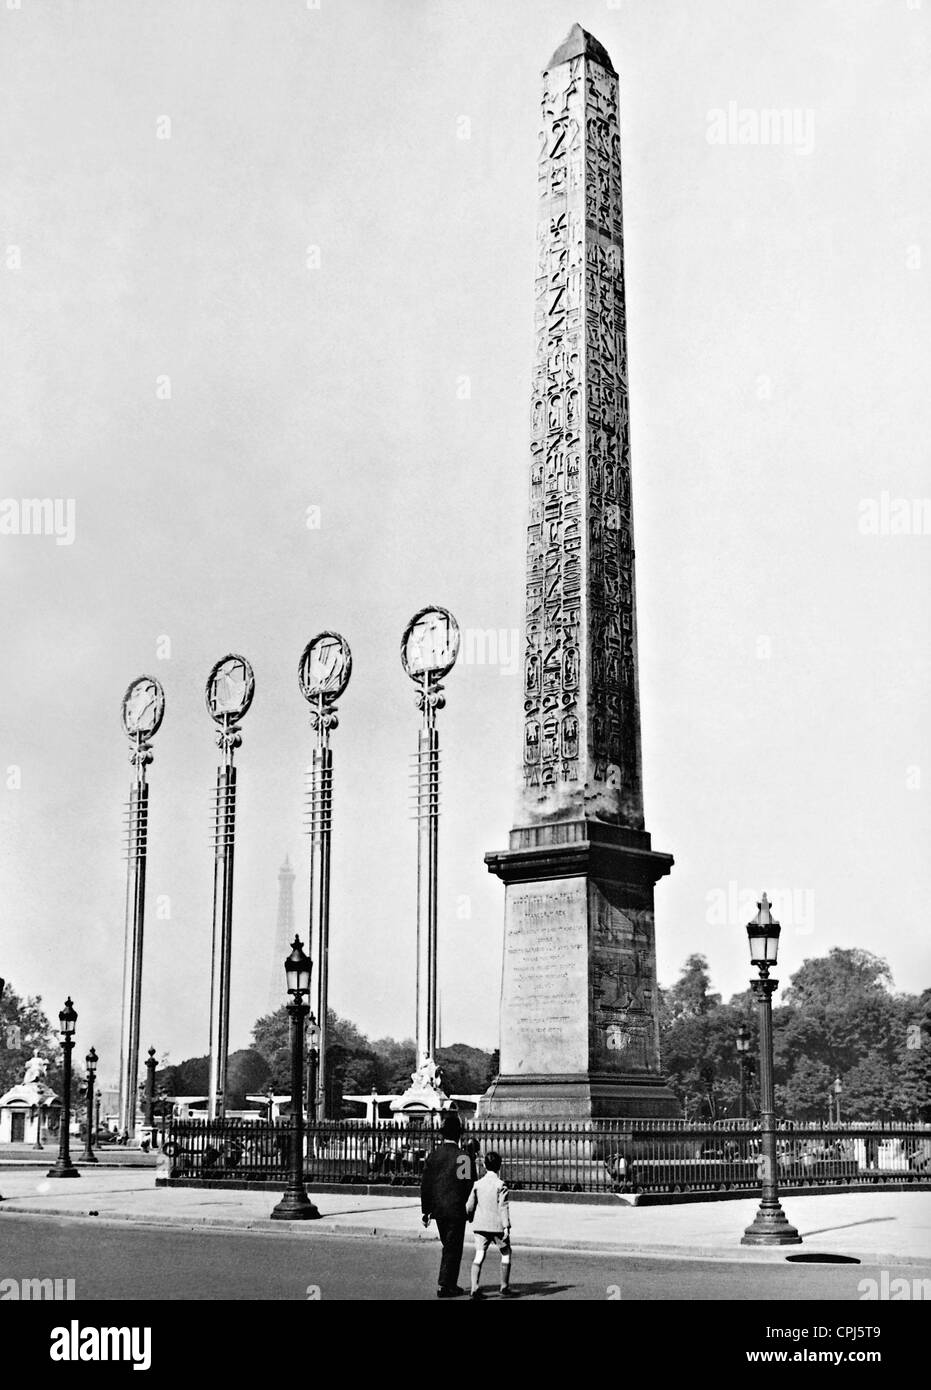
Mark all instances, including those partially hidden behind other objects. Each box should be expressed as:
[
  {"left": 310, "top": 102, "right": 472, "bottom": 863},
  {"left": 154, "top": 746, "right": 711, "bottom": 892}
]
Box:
[{"left": 266, "top": 855, "right": 296, "bottom": 1015}]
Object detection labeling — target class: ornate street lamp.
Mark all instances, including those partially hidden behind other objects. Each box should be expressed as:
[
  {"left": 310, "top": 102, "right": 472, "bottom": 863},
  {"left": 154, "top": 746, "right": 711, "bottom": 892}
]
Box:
[
  {"left": 118, "top": 674, "right": 165, "bottom": 1141},
  {"left": 81, "top": 1047, "right": 99, "bottom": 1165},
  {"left": 48, "top": 999, "right": 80, "bottom": 1179},
  {"left": 736, "top": 1024, "right": 751, "bottom": 1120},
  {"left": 306, "top": 1016, "right": 320, "bottom": 1125},
  {"left": 32, "top": 1093, "right": 44, "bottom": 1150},
  {"left": 270, "top": 937, "right": 321, "bottom": 1221},
  {"left": 833, "top": 1075, "right": 842, "bottom": 1125},
  {"left": 144, "top": 1046, "right": 157, "bottom": 1134},
  {"left": 740, "top": 895, "right": 801, "bottom": 1246},
  {"left": 155, "top": 1087, "right": 169, "bottom": 1148},
  {"left": 299, "top": 631, "right": 352, "bottom": 1119},
  {"left": 401, "top": 606, "right": 459, "bottom": 1087},
  {"left": 205, "top": 654, "right": 255, "bottom": 1120}
]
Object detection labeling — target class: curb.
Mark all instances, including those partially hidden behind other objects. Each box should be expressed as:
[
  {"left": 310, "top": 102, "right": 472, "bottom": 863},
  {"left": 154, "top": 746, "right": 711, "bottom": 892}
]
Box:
[
  {"left": 156, "top": 1176, "right": 931, "bottom": 1205},
  {"left": 156, "top": 1177, "right": 632, "bottom": 1205},
  {"left": 0, "top": 1161, "right": 156, "bottom": 1171},
  {"left": 1, "top": 1199, "right": 928, "bottom": 1266}
]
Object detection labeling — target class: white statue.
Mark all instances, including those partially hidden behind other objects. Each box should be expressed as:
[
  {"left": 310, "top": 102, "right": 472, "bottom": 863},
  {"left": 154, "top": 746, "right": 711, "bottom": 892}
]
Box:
[
  {"left": 23, "top": 1052, "right": 49, "bottom": 1085},
  {"left": 410, "top": 1052, "right": 443, "bottom": 1094},
  {"left": 390, "top": 1049, "right": 447, "bottom": 1115}
]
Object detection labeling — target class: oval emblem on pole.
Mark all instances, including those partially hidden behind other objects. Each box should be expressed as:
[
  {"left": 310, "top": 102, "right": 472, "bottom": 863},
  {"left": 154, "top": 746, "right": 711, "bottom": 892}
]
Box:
[
  {"left": 205, "top": 654, "right": 255, "bottom": 725},
  {"left": 401, "top": 606, "right": 460, "bottom": 682},
  {"left": 298, "top": 632, "right": 352, "bottom": 703},
  {"left": 121, "top": 675, "right": 166, "bottom": 740}
]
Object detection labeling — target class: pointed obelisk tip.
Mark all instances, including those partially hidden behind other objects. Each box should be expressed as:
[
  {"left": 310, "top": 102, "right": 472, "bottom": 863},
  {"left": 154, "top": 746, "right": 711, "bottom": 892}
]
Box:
[{"left": 545, "top": 23, "right": 617, "bottom": 75}]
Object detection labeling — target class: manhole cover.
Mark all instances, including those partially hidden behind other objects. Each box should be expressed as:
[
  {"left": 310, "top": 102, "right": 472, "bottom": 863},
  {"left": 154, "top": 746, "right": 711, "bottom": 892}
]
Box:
[{"left": 785, "top": 1253, "right": 861, "bottom": 1264}]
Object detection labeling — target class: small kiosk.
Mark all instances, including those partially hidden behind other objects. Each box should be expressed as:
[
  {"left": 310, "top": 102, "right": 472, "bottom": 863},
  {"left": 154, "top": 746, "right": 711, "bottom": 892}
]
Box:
[{"left": 0, "top": 1054, "right": 61, "bottom": 1144}]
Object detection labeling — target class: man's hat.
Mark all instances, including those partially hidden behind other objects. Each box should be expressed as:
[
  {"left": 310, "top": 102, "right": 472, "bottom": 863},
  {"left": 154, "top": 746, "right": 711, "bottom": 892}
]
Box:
[{"left": 440, "top": 1111, "right": 462, "bottom": 1140}]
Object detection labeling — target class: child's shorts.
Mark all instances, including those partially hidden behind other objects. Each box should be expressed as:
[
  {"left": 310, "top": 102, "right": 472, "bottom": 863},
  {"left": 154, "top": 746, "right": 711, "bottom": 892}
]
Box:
[{"left": 474, "top": 1231, "right": 511, "bottom": 1255}]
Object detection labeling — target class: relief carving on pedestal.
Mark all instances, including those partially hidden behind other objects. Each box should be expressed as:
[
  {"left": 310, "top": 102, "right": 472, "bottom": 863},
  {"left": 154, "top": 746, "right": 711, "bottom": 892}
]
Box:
[{"left": 590, "top": 894, "right": 658, "bottom": 1073}]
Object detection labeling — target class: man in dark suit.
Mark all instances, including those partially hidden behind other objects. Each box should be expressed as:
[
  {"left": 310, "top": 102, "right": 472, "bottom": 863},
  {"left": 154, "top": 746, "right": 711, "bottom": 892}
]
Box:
[{"left": 420, "top": 1111, "right": 477, "bottom": 1298}]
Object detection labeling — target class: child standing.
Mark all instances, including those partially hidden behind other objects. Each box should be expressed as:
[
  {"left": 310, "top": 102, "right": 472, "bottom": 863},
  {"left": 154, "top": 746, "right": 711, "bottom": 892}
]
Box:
[{"left": 465, "top": 1151, "right": 514, "bottom": 1299}]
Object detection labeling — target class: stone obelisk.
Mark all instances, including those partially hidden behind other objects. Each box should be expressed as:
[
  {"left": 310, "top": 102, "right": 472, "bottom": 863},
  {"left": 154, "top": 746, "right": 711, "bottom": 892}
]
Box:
[{"left": 482, "top": 26, "right": 677, "bottom": 1120}]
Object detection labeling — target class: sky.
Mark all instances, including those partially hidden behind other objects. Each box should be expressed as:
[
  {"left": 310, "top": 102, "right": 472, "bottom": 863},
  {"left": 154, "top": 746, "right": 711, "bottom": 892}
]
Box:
[{"left": 1, "top": 0, "right": 928, "bottom": 1085}]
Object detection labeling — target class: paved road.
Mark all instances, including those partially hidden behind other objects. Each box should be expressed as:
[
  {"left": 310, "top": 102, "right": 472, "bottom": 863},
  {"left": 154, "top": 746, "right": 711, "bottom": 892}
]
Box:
[{"left": 0, "top": 1214, "right": 926, "bottom": 1301}]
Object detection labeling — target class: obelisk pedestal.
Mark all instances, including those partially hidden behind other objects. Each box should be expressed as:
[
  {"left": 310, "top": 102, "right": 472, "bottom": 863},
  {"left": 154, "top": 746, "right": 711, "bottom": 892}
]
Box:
[
  {"left": 484, "top": 822, "right": 675, "bottom": 1119},
  {"left": 481, "top": 27, "right": 678, "bottom": 1120}
]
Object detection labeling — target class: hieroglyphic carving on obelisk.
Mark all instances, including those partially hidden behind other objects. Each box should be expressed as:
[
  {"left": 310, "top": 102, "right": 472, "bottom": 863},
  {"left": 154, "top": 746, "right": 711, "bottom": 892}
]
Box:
[
  {"left": 484, "top": 27, "right": 677, "bottom": 1120},
  {"left": 520, "top": 26, "right": 642, "bottom": 830}
]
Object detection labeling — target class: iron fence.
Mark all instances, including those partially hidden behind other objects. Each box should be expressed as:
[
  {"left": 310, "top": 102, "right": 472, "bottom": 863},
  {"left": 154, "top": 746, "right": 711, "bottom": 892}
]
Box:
[{"left": 163, "top": 1117, "right": 931, "bottom": 1195}]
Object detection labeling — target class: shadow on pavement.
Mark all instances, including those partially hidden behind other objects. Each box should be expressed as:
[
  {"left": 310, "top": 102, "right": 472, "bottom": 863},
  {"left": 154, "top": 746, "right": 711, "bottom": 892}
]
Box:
[
  {"left": 319, "top": 1205, "right": 421, "bottom": 1219},
  {"left": 801, "top": 1216, "right": 896, "bottom": 1237},
  {"left": 492, "top": 1282, "right": 572, "bottom": 1299}
]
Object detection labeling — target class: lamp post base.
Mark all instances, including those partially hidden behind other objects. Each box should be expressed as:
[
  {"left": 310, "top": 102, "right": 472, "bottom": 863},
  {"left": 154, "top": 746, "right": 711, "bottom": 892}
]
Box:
[
  {"left": 47, "top": 1163, "right": 81, "bottom": 1179},
  {"left": 81, "top": 1151, "right": 99, "bottom": 1165},
  {"left": 270, "top": 1189, "right": 321, "bottom": 1221},
  {"left": 741, "top": 1203, "right": 802, "bottom": 1246}
]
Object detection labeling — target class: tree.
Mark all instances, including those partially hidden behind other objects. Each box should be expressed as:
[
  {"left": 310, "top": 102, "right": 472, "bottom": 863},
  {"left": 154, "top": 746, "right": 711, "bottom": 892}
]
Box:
[
  {"left": 251, "top": 1007, "right": 380, "bottom": 1111},
  {"left": 660, "top": 954, "right": 721, "bottom": 1025},
  {"left": 155, "top": 1049, "right": 270, "bottom": 1109},
  {"left": 370, "top": 1037, "right": 416, "bottom": 1094},
  {"left": 782, "top": 948, "right": 893, "bottom": 1010},
  {"left": 226, "top": 1049, "right": 271, "bottom": 1107},
  {"left": 659, "top": 946, "right": 929, "bottom": 1122},
  {"left": 661, "top": 1002, "right": 736, "bottom": 1118},
  {"left": 894, "top": 989, "right": 931, "bottom": 1120},
  {"left": 774, "top": 948, "right": 903, "bottom": 1115},
  {"left": 782, "top": 1056, "right": 834, "bottom": 1121},
  {"left": 841, "top": 1056, "right": 899, "bottom": 1120},
  {"left": 157, "top": 1055, "right": 209, "bottom": 1098},
  {"left": 249, "top": 1006, "right": 494, "bottom": 1113},
  {"left": 251, "top": 1007, "right": 291, "bottom": 1090},
  {"left": 327, "top": 1014, "right": 378, "bottom": 1101},
  {"left": 0, "top": 981, "right": 63, "bottom": 1098},
  {"left": 436, "top": 1043, "right": 495, "bottom": 1096},
  {"left": 659, "top": 957, "right": 736, "bottom": 1117}
]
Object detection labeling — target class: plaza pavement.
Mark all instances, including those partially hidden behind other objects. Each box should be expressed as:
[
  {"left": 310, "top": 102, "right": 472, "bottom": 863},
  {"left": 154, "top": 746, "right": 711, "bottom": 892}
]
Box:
[
  {"left": 0, "top": 1165, "right": 929, "bottom": 1265},
  {"left": 0, "top": 1144, "right": 154, "bottom": 1168}
]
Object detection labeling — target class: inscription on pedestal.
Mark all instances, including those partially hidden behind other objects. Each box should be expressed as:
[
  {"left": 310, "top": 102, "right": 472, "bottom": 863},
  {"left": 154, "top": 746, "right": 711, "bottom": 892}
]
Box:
[{"left": 500, "top": 878, "right": 588, "bottom": 1074}]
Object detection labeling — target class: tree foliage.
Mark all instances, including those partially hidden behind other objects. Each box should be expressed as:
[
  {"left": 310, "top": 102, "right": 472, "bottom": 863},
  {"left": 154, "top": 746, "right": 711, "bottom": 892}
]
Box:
[
  {"left": 245, "top": 1007, "right": 493, "bottom": 1115},
  {"left": 0, "top": 981, "right": 64, "bottom": 1098},
  {"left": 153, "top": 944, "right": 929, "bottom": 1124},
  {"left": 156, "top": 1049, "right": 270, "bottom": 1109},
  {"left": 659, "top": 948, "right": 930, "bottom": 1121},
  {"left": 782, "top": 948, "right": 892, "bottom": 1009}
]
